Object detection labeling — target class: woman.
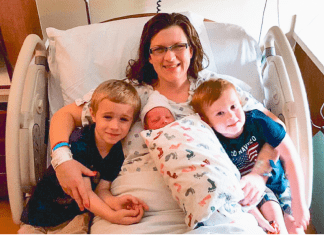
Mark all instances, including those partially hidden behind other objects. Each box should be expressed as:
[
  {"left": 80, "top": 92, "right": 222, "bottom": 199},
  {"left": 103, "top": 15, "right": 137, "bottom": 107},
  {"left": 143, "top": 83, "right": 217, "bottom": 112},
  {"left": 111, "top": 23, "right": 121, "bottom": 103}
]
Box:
[{"left": 50, "top": 13, "right": 281, "bottom": 233}]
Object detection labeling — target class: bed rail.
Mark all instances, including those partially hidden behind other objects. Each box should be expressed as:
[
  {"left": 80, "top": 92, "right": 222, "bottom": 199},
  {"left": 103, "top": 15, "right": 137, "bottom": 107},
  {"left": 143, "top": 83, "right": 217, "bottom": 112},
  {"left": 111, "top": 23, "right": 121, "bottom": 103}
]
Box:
[
  {"left": 262, "top": 26, "right": 313, "bottom": 207},
  {"left": 6, "top": 34, "right": 49, "bottom": 225}
]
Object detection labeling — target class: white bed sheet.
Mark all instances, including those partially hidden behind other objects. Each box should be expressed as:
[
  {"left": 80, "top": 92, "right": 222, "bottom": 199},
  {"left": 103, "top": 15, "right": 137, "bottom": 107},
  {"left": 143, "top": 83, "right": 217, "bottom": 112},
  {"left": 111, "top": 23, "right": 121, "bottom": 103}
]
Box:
[{"left": 91, "top": 171, "right": 264, "bottom": 234}]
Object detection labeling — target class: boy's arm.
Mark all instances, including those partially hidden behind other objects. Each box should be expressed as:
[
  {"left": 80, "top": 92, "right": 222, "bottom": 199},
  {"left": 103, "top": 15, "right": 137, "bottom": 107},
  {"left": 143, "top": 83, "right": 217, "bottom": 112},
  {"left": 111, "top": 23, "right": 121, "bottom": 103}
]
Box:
[
  {"left": 95, "top": 179, "right": 149, "bottom": 212},
  {"left": 240, "top": 143, "right": 279, "bottom": 206},
  {"left": 83, "top": 177, "right": 145, "bottom": 225},
  {"left": 275, "top": 135, "right": 310, "bottom": 229}
]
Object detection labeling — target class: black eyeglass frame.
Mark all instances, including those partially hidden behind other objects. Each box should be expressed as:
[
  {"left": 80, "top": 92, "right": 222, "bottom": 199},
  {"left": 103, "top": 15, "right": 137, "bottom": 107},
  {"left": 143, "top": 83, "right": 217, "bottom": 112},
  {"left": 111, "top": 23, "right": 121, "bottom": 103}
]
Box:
[{"left": 149, "top": 43, "right": 189, "bottom": 55}]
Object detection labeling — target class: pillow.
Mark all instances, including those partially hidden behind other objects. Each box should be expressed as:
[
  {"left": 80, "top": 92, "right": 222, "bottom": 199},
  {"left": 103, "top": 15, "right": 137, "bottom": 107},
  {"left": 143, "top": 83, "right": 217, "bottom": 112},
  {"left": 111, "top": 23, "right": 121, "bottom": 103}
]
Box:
[
  {"left": 46, "top": 12, "right": 217, "bottom": 114},
  {"left": 140, "top": 114, "right": 245, "bottom": 228},
  {"left": 204, "top": 22, "right": 264, "bottom": 102}
]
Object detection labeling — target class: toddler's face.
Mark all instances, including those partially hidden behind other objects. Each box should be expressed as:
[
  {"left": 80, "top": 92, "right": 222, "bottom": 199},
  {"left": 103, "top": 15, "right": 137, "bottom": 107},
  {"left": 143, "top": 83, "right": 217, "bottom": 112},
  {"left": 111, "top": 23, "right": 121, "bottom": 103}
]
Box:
[
  {"left": 91, "top": 99, "right": 134, "bottom": 146},
  {"left": 145, "top": 107, "right": 175, "bottom": 130},
  {"left": 204, "top": 88, "right": 245, "bottom": 138}
]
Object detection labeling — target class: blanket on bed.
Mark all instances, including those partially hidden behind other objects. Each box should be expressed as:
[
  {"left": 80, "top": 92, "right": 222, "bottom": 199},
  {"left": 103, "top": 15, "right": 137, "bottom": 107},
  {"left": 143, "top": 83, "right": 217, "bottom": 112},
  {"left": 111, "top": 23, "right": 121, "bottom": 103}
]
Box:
[{"left": 90, "top": 170, "right": 264, "bottom": 234}]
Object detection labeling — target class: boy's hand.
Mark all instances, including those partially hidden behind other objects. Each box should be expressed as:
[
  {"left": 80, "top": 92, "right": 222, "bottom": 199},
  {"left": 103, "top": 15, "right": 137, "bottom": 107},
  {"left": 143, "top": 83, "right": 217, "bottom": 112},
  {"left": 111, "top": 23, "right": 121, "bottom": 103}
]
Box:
[
  {"left": 55, "top": 159, "right": 96, "bottom": 211},
  {"left": 291, "top": 199, "right": 310, "bottom": 230},
  {"left": 109, "top": 195, "right": 149, "bottom": 212},
  {"left": 239, "top": 172, "right": 266, "bottom": 206},
  {"left": 110, "top": 206, "right": 145, "bottom": 225}
]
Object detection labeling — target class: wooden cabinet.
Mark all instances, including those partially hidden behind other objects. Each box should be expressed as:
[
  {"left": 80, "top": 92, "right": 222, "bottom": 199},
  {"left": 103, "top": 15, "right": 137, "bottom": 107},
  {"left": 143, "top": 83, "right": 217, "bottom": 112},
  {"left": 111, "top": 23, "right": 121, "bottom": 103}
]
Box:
[
  {"left": 0, "top": 106, "right": 7, "bottom": 198},
  {"left": 0, "top": 0, "right": 42, "bottom": 67}
]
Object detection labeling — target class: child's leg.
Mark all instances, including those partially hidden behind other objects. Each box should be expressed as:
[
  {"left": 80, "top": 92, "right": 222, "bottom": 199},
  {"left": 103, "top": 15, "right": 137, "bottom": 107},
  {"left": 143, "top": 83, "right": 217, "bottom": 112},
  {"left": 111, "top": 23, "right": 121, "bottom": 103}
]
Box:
[
  {"left": 260, "top": 200, "right": 288, "bottom": 234},
  {"left": 258, "top": 188, "right": 288, "bottom": 234},
  {"left": 47, "top": 213, "right": 91, "bottom": 234},
  {"left": 18, "top": 223, "right": 47, "bottom": 234},
  {"left": 283, "top": 213, "right": 305, "bottom": 234}
]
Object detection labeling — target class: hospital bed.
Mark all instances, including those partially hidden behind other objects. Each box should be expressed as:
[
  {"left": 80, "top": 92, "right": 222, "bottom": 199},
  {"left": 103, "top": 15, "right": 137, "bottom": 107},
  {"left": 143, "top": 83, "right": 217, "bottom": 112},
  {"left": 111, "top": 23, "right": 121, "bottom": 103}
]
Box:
[{"left": 6, "top": 12, "right": 312, "bottom": 231}]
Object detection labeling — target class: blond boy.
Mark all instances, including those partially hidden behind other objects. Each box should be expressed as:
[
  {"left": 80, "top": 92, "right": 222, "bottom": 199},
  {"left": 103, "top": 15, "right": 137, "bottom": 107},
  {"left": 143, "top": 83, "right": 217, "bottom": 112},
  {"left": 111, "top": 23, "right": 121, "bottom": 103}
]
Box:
[{"left": 19, "top": 80, "right": 149, "bottom": 233}]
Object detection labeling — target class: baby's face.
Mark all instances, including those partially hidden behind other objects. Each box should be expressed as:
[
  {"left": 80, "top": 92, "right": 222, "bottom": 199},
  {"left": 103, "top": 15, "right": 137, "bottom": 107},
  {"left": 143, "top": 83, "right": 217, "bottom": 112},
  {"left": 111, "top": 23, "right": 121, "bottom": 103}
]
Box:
[
  {"left": 145, "top": 107, "right": 175, "bottom": 130},
  {"left": 204, "top": 88, "right": 245, "bottom": 139}
]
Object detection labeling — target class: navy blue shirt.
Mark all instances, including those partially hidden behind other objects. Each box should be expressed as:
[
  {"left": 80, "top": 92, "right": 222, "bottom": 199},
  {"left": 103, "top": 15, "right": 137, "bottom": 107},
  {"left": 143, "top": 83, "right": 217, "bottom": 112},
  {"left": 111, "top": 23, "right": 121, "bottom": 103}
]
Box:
[
  {"left": 21, "top": 124, "right": 125, "bottom": 227},
  {"left": 215, "top": 109, "right": 288, "bottom": 194}
]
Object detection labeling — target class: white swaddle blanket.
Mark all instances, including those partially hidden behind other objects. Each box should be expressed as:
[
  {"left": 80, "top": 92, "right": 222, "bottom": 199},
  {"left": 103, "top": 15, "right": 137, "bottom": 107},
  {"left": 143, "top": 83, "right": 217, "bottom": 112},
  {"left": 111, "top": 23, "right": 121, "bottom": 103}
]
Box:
[{"left": 141, "top": 114, "right": 250, "bottom": 228}]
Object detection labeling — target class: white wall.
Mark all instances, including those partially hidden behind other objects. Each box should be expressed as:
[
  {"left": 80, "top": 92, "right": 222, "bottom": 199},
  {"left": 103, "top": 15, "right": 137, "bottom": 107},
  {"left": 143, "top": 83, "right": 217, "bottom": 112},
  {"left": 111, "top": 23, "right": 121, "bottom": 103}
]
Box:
[
  {"left": 89, "top": 0, "right": 295, "bottom": 41},
  {"left": 36, "top": 0, "right": 321, "bottom": 44},
  {"left": 35, "top": 0, "right": 89, "bottom": 38}
]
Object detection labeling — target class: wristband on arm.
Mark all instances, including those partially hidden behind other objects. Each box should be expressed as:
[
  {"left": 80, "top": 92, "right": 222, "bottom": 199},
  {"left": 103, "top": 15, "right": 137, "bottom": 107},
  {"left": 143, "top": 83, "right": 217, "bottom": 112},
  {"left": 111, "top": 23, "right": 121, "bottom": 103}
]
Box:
[
  {"left": 51, "top": 144, "right": 73, "bottom": 169},
  {"left": 52, "top": 141, "right": 70, "bottom": 151}
]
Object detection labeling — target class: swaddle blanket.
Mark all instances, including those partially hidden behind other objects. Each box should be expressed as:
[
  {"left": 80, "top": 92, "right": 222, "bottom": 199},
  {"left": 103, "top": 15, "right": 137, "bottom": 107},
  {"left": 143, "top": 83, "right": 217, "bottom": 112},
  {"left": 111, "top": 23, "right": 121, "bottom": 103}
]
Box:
[{"left": 140, "top": 114, "right": 245, "bottom": 229}]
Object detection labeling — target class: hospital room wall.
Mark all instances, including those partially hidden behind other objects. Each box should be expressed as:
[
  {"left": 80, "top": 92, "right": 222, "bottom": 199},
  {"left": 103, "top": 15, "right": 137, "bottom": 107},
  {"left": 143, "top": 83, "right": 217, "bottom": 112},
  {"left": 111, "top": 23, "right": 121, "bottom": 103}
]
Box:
[{"left": 35, "top": 0, "right": 315, "bottom": 42}]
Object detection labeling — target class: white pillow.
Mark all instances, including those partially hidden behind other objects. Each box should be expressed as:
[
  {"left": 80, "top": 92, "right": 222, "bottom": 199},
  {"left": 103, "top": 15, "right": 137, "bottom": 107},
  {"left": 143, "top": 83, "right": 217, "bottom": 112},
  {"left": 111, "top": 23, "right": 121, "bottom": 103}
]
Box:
[
  {"left": 46, "top": 12, "right": 217, "bottom": 114},
  {"left": 204, "top": 22, "right": 264, "bottom": 102},
  {"left": 140, "top": 114, "right": 244, "bottom": 228}
]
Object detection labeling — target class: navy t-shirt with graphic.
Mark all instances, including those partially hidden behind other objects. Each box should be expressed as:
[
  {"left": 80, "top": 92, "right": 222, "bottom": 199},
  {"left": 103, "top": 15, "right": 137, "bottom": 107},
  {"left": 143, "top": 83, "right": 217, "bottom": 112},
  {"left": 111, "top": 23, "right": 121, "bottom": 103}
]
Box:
[
  {"left": 20, "top": 124, "right": 125, "bottom": 227},
  {"left": 215, "top": 109, "right": 288, "bottom": 194}
]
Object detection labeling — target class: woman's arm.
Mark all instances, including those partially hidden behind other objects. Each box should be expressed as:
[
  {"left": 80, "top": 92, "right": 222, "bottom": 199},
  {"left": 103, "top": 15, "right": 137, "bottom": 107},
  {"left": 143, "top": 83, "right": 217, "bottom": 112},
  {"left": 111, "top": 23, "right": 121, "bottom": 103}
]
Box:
[
  {"left": 275, "top": 135, "right": 310, "bottom": 230},
  {"left": 50, "top": 102, "right": 83, "bottom": 148},
  {"left": 240, "top": 143, "right": 279, "bottom": 206},
  {"left": 50, "top": 103, "right": 95, "bottom": 211}
]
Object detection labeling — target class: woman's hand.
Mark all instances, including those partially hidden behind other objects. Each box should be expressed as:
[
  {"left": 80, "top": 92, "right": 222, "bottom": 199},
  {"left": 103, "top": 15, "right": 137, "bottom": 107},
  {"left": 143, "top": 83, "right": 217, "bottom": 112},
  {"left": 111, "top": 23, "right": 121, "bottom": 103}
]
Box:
[
  {"left": 55, "top": 159, "right": 96, "bottom": 211},
  {"left": 239, "top": 172, "right": 266, "bottom": 206}
]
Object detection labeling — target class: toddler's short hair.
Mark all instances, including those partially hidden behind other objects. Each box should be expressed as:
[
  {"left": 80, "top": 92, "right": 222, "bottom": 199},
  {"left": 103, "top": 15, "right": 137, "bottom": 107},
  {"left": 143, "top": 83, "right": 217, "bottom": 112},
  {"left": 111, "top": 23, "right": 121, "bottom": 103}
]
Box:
[
  {"left": 90, "top": 79, "right": 141, "bottom": 124},
  {"left": 191, "top": 78, "right": 237, "bottom": 121}
]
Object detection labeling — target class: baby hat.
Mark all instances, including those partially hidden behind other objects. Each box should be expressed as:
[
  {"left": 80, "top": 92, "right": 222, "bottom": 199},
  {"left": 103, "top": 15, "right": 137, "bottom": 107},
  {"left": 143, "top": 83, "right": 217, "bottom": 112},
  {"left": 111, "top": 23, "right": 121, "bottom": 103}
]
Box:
[{"left": 140, "top": 90, "right": 175, "bottom": 126}]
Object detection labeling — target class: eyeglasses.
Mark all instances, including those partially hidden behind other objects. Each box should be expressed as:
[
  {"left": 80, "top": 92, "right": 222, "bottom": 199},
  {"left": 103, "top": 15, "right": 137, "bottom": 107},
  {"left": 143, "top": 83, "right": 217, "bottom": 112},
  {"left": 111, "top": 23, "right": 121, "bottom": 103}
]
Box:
[{"left": 149, "top": 43, "right": 189, "bottom": 56}]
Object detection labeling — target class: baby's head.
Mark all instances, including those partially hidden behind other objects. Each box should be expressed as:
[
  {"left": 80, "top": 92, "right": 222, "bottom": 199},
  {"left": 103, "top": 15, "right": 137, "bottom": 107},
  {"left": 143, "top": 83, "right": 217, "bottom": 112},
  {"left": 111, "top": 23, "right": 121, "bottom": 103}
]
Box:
[
  {"left": 191, "top": 78, "right": 245, "bottom": 138},
  {"left": 141, "top": 91, "right": 175, "bottom": 130},
  {"left": 90, "top": 80, "right": 141, "bottom": 144}
]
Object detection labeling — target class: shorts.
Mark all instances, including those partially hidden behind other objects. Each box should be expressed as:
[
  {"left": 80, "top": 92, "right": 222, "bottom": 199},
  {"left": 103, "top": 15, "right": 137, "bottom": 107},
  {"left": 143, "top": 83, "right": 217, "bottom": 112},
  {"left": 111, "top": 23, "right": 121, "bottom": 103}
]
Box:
[
  {"left": 257, "top": 185, "right": 292, "bottom": 215},
  {"left": 18, "top": 213, "right": 92, "bottom": 234}
]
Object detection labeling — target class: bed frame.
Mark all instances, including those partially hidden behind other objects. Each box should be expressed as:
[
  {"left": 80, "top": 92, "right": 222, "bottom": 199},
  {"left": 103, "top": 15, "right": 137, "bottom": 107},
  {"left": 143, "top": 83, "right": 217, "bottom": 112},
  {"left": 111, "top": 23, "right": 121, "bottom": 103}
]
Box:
[{"left": 6, "top": 14, "right": 313, "bottom": 225}]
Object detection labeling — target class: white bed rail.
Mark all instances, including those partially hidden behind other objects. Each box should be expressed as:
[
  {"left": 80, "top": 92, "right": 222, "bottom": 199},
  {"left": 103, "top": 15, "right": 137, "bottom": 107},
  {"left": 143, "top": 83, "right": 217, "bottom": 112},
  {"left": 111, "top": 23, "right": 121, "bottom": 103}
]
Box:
[
  {"left": 262, "top": 26, "right": 313, "bottom": 207},
  {"left": 6, "top": 34, "right": 48, "bottom": 225}
]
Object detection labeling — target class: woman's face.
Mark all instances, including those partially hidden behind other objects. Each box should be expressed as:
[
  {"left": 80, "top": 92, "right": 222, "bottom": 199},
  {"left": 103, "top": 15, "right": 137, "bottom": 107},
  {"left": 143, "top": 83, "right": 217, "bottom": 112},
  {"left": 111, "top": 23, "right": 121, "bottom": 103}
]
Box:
[{"left": 149, "top": 26, "right": 193, "bottom": 85}]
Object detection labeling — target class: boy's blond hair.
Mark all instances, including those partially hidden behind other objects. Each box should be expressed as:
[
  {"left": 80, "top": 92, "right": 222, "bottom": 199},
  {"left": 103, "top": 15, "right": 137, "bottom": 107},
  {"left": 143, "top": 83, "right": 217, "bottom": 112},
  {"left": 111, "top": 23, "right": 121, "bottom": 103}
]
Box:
[
  {"left": 191, "top": 78, "right": 237, "bottom": 122},
  {"left": 90, "top": 79, "right": 141, "bottom": 124}
]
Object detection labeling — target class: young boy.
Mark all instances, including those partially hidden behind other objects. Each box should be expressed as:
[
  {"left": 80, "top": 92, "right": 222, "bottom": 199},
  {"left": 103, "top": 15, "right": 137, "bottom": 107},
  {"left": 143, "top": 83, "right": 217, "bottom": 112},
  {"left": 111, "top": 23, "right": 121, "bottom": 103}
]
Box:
[
  {"left": 19, "top": 80, "right": 149, "bottom": 234},
  {"left": 191, "top": 78, "right": 310, "bottom": 234}
]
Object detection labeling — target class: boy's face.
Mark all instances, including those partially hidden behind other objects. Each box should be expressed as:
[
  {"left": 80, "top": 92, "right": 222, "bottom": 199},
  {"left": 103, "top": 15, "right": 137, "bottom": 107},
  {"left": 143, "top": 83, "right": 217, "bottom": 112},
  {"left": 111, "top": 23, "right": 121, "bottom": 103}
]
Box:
[
  {"left": 91, "top": 99, "right": 134, "bottom": 146},
  {"left": 144, "top": 107, "right": 175, "bottom": 130},
  {"left": 204, "top": 88, "right": 245, "bottom": 139}
]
